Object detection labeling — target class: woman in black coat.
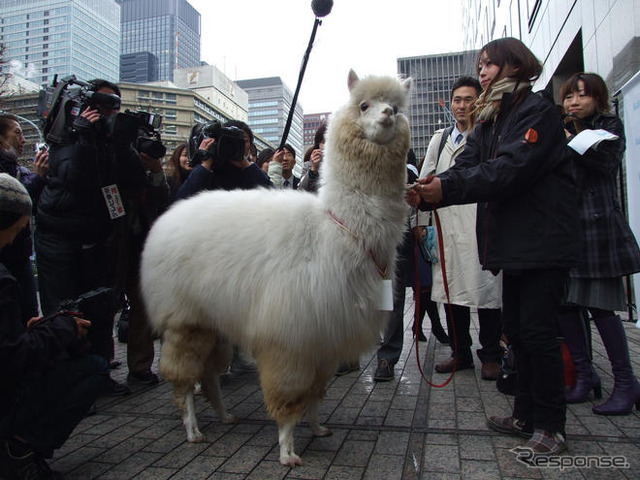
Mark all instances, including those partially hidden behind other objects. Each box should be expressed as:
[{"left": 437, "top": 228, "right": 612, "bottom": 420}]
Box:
[
  {"left": 410, "top": 37, "right": 580, "bottom": 455},
  {"left": 558, "top": 72, "right": 640, "bottom": 414}
]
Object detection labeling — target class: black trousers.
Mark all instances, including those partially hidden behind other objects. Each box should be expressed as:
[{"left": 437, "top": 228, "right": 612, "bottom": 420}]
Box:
[
  {"left": 502, "top": 268, "right": 568, "bottom": 434},
  {"left": 35, "top": 230, "right": 115, "bottom": 360},
  {"left": 443, "top": 304, "right": 502, "bottom": 364},
  {"left": 2, "top": 354, "right": 109, "bottom": 457}
]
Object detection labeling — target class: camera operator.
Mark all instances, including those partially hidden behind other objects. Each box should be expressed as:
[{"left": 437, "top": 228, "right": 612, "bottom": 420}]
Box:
[
  {"left": 0, "top": 173, "right": 110, "bottom": 479},
  {"left": 109, "top": 125, "right": 169, "bottom": 386},
  {"left": 176, "top": 120, "right": 272, "bottom": 200},
  {"left": 35, "top": 79, "right": 147, "bottom": 397}
]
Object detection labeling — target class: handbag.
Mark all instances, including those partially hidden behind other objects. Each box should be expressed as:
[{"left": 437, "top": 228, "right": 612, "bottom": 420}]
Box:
[{"left": 419, "top": 226, "right": 439, "bottom": 264}]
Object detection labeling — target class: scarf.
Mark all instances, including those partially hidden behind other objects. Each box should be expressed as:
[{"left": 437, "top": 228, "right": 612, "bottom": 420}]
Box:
[{"left": 475, "top": 78, "right": 531, "bottom": 122}]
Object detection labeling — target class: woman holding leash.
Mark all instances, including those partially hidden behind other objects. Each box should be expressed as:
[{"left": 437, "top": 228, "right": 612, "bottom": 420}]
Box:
[{"left": 409, "top": 37, "right": 580, "bottom": 455}]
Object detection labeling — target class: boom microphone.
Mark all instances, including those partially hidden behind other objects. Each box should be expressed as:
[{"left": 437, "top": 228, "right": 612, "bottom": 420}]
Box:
[
  {"left": 278, "top": 1, "right": 333, "bottom": 149},
  {"left": 311, "top": 0, "right": 333, "bottom": 17}
]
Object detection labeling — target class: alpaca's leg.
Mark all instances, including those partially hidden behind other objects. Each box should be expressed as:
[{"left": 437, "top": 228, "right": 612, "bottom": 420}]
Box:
[
  {"left": 307, "top": 398, "right": 332, "bottom": 437},
  {"left": 200, "top": 370, "right": 238, "bottom": 424},
  {"left": 183, "top": 389, "right": 205, "bottom": 442},
  {"left": 278, "top": 418, "right": 303, "bottom": 467}
]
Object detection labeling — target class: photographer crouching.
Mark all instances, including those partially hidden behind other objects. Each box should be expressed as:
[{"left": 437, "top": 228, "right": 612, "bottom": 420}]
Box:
[
  {"left": 35, "top": 79, "right": 148, "bottom": 396},
  {"left": 0, "top": 174, "right": 110, "bottom": 479},
  {"left": 176, "top": 120, "right": 273, "bottom": 199}
]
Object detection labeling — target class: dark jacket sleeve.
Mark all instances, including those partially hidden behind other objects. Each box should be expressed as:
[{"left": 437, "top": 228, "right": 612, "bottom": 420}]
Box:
[
  {"left": 0, "top": 270, "right": 77, "bottom": 386},
  {"left": 175, "top": 164, "right": 213, "bottom": 200},
  {"left": 568, "top": 114, "right": 625, "bottom": 175},
  {"left": 240, "top": 163, "right": 274, "bottom": 189},
  {"left": 439, "top": 95, "right": 568, "bottom": 205}
]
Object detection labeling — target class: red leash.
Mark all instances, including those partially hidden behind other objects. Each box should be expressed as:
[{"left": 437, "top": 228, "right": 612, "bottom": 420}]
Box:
[{"left": 412, "top": 206, "right": 458, "bottom": 387}]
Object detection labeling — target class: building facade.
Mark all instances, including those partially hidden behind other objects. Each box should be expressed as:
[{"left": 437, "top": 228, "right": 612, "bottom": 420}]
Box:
[
  {"left": 117, "top": 0, "right": 200, "bottom": 83},
  {"left": 120, "top": 51, "right": 158, "bottom": 83},
  {"left": 303, "top": 112, "right": 330, "bottom": 154},
  {"left": 0, "top": 0, "right": 121, "bottom": 88},
  {"left": 173, "top": 64, "right": 248, "bottom": 123},
  {"left": 461, "top": 0, "right": 640, "bottom": 102},
  {"left": 236, "top": 77, "right": 304, "bottom": 175},
  {"left": 397, "top": 51, "right": 476, "bottom": 162}
]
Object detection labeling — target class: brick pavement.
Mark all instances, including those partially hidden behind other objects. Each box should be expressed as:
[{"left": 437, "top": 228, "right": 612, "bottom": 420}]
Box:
[{"left": 51, "top": 292, "right": 640, "bottom": 479}]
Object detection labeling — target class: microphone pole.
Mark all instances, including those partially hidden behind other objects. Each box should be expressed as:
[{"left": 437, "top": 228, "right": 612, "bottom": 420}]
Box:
[{"left": 278, "top": 16, "right": 323, "bottom": 150}]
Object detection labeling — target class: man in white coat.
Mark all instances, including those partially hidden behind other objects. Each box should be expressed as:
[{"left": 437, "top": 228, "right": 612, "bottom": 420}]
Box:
[{"left": 416, "top": 76, "right": 503, "bottom": 381}]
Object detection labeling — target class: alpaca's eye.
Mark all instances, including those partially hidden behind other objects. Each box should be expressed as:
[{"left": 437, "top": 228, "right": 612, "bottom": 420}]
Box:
[
  {"left": 392, "top": 105, "right": 398, "bottom": 114},
  {"left": 360, "top": 102, "right": 369, "bottom": 112}
]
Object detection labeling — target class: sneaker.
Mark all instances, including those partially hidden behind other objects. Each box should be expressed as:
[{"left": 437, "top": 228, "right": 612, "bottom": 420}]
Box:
[
  {"left": 127, "top": 370, "right": 159, "bottom": 385},
  {"left": 104, "top": 378, "right": 131, "bottom": 397},
  {"left": 1, "top": 439, "right": 61, "bottom": 479},
  {"left": 335, "top": 361, "right": 360, "bottom": 376},
  {"left": 373, "top": 359, "right": 394, "bottom": 382},
  {"left": 521, "top": 429, "right": 566, "bottom": 455},
  {"left": 487, "top": 415, "right": 533, "bottom": 438}
]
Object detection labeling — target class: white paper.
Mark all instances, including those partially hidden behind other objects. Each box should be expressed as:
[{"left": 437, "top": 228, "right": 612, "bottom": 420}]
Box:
[
  {"left": 377, "top": 279, "right": 394, "bottom": 311},
  {"left": 568, "top": 129, "right": 619, "bottom": 155}
]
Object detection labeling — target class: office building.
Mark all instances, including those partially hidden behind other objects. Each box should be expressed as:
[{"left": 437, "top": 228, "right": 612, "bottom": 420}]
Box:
[
  {"left": 0, "top": 0, "right": 121, "bottom": 87},
  {"left": 303, "top": 112, "right": 330, "bottom": 153},
  {"left": 236, "top": 77, "right": 304, "bottom": 175},
  {"left": 120, "top": 51, "right": 158, "bottom": 83},
  {"left": 117, "top": 0, "right": 201, "bottom": 83},
  {"left": 173, "top": 64, "right": 248, "bottom": 123}
]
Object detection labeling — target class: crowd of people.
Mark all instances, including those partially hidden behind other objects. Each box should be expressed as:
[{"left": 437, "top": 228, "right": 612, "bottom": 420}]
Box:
[{"left": 0, "top": 35, "right": 639, "bottom": 478}]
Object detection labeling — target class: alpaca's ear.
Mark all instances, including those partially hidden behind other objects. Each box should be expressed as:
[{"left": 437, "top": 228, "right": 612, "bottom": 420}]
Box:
[
  {"left": 401, "top": 76, "right": 412, "bottom": 93},
  {"left": 348, "top": 69, "right": 359, "bottom": 92}
]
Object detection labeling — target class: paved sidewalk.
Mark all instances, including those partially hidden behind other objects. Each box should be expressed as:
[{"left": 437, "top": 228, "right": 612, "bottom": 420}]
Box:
[{"left": 52, "top": 292, "right": 640, "bottom": 479}]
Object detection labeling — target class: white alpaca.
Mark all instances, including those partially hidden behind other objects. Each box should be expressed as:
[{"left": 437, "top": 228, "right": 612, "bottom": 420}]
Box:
[{"left": 140, "top": 69, "right": 411, "bottom": 467}]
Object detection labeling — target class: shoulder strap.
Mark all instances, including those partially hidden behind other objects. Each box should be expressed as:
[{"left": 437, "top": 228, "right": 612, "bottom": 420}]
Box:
[{"left": 435, "top": 126, "right": 455, "bottom": 172}]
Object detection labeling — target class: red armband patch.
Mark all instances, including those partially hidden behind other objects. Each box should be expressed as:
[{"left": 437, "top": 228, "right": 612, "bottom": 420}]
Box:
[{"left": 524, "top": 128, "right": 538, "bottom": 144}]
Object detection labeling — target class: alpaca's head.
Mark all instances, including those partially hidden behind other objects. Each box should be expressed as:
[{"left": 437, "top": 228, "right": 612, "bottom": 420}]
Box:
[
  {"left": 345, "top": 69, "right": 411, "bottom": 145},
  {"left": 321, "top": 70, "right": 412, "bottom": 197}
]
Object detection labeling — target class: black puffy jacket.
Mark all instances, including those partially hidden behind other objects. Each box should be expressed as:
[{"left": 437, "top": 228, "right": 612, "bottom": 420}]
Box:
[
  {"left": 36, "top": 135, "right": 146, "bottom": 243},
  {"left": 436, "top": 90, "right": 581, "bottom": 272}
]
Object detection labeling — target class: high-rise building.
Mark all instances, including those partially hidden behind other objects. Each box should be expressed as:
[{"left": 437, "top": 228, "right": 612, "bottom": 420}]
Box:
[
  {"left": 0, "top": 0, "right": 121, "bottom": 87},
  {"left": 398, "top": 51, "right": 477, "bottom": 162},
  {"left": 303, "top": 112, "right": 330, "bottom": 153},
  {"left": 120, "top": 52, "right": 158, "bottom": 83},
  {"left": 236, "top": 77, "right": 304, "bottom": 176},
  {"left": 117, "top": 0, "right": 200, "bottom": 83}
]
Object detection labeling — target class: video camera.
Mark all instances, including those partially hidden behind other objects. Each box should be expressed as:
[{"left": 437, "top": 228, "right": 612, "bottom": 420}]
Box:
[
  {"left": 37, "top": 75, "right": 166, "bottom": 158},
  {"left": 188, "top": 120, "right": 245, "bottom": 168},
  {"left": 38, "top": 75, "right": 121, "bottom": 144},
  {"left": 114, "top": 110, "right": 166, "bottom": 158}
]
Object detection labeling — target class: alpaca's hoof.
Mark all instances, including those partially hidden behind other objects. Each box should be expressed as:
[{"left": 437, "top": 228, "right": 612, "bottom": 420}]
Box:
[
  {"left": 280, "top": 452, "right": 303, "bottom": 467},
  {"left": 221, "top": 414, "right": 240, "bottom": 425},
  {"left": 312, "top": 425, "right": 332, "bottom": 437},
  {"left": 187, "top": 429, "right": 205, "bottom": 443}
]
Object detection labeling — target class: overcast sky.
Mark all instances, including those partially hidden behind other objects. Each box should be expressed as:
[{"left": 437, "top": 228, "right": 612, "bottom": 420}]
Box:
[{"left": 186, "top": 0, "right": 464, "bottom": 114}]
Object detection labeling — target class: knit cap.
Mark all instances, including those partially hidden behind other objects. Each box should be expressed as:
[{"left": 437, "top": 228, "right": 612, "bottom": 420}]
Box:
[{"left": 0, "top": 173, "right": 32, "bottom": 216}]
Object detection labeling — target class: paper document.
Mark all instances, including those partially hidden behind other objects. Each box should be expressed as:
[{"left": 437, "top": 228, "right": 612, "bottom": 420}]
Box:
[{"left": 568, "top": 129, "right": 619, "bottom": 155}]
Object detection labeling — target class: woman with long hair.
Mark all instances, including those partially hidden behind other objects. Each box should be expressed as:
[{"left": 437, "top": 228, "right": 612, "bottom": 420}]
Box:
[
  {"left": 558, "top": 72, "right": 640, "bottom": 414},
  {"left": 410, "top": 37, "right": 580, "bottom": 455},
  {"left": 165, "top": 142, "right": 192, "bottom": 202}
]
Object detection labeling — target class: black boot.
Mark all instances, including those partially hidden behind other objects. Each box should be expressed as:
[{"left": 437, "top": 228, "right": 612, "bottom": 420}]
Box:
[
  {"left": 558, "top": 311, "right": 602, "bottom": 403},
  {"left": 419, "top": 290, "right": 448, "bottom": 344},
  {"left": 592, "top": 316, "right": 640, "bottom": 415}
]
